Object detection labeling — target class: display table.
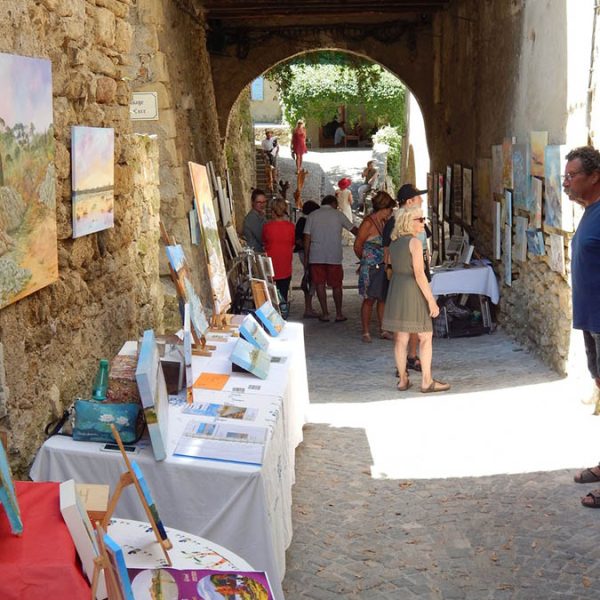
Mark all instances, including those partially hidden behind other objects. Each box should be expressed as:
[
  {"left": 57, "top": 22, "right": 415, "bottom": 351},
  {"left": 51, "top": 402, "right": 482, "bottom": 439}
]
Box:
[
  {"left": 431, "top": 264, "right": 500, "bottom": 304},
  {"left": 0, "top": 481, "right": 90, "bottom": 600},
  {"left": 30, "top": 322, "right": 309, "bottom": 600}
]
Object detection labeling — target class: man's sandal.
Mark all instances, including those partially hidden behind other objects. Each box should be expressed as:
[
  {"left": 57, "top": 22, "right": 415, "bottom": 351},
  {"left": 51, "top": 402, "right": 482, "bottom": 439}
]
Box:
[
  {"left": 421, "top": 380, "right": 450, "bottom": 393},
  {"left": 574, "top": 465, "right": 600, "bottom": 484},
  {"left": 581, "top": 489, "right": 600, "bottom": 508}
]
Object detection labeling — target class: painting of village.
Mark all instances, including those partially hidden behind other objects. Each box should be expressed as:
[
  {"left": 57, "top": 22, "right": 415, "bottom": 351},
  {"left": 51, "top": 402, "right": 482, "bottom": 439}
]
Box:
[
  {"left": 188, "top": 162, "right": 232, "bottom": 315},
  {"left": 0, "top": 52, "right": 56, "bottom": 310},
  {"left": 71, "top": 126, "right": 114, "bottom": 238}
]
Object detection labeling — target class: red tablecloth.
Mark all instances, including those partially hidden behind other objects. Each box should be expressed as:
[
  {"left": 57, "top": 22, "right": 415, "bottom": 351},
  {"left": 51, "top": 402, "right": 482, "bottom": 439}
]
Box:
[{"left": 0, "top": 481, "right": 90, "bottom": 600}]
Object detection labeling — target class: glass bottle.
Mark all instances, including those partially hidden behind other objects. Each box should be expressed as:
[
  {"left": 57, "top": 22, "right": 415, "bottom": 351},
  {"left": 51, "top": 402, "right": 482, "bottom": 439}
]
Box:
[{"left": 92, "top": 359, "right": 109, "bottom": 401}]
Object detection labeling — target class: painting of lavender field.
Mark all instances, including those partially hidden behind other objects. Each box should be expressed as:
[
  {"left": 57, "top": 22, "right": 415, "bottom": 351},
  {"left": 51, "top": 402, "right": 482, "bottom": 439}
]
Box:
[
  {"left": 0, "top": 52, "right": 56, "bottom": 310},
  {"left": 71, "top": 126, "right": 114, "bottom": 238}
]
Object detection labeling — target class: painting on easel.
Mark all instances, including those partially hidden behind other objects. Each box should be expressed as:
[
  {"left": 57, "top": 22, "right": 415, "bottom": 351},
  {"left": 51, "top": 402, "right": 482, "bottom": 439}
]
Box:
[
  {"left": 0, "top": 52, "right": 56, "bottom": 310},
  {"left": 0, "top": 438, "right": 22, "bottom": 535},
  {"left": 189, "top": 162, "right": 232, "bottom": 317}
]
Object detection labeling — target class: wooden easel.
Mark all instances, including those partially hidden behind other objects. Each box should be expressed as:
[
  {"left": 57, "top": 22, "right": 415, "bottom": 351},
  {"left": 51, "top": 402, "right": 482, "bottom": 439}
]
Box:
[
  {"left": 91, "top": 524, "right": 123, "bottom": 600},
  {"left": 101, "top": 425, "right": 172, "bottom": 566},
  {"left": 160, "top": 222, "right": 214, "bottom": 356}
]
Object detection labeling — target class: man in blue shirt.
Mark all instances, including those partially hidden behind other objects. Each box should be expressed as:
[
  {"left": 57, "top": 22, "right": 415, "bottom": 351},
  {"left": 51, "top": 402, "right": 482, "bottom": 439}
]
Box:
[{"left": 564, "top": 147, "right": 600, "bottom": 506}]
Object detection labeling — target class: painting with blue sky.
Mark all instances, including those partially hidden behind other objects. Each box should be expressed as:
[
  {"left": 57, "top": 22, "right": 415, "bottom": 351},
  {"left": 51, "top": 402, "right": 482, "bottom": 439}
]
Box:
[
  {"left": 0, "top": 52, "right": 56, "bottom": 310},
  {"left": 72, "top": 126, "right": 114, "bottom": 238}
]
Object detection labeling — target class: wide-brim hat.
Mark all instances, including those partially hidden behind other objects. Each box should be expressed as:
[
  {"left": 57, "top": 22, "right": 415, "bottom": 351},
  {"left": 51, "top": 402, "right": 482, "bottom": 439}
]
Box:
[
  {"left": 338, "top": 177, "right": 352, "bottom": 190},
  {"left": 397, "top": 183, "right": 427, "bottom": 204}
]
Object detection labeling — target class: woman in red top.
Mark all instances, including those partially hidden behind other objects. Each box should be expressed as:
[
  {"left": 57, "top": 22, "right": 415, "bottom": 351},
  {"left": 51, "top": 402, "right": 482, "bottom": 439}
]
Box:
[
  {"left": 291, "top": 119, "right": 307, "bottom": 173},
  {"left": 262, "top": 198, "right": 296, "bottom": 307}
]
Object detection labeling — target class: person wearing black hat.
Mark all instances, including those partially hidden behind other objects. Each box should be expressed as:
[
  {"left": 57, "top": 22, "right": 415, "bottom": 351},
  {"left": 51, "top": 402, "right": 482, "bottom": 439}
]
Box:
[{"left": 382, "top": 184, "right": 429, "bottom": 372}]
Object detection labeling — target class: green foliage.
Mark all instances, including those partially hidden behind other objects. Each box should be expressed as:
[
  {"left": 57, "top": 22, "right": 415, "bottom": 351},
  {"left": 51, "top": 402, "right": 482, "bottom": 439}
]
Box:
[
  {"left": 265, "top": 51, "right": 406, "bottom": 132},
  {"left": 373, "top": 125, "right": 403, "bottom": 189}
]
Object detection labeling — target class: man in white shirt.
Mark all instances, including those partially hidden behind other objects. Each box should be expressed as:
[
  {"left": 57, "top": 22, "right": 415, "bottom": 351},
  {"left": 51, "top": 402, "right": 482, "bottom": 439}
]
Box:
[
  {"left": 261, "top": 130, "right": 279, "bottom": 166},
  {"left": 303, "top": 195, "right": 358, "bottom": 322}
]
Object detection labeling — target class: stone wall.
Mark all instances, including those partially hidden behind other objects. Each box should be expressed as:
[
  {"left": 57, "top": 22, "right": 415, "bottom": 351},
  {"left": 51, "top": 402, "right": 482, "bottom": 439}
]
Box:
[{"left": 0, "top": 0, "right": 163, "bottom": 473}]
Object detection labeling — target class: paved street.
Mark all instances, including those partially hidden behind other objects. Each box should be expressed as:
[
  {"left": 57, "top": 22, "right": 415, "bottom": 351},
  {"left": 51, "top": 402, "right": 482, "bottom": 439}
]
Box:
[{"left": 281, "top": 288, "right": 600, "bottom": 599}]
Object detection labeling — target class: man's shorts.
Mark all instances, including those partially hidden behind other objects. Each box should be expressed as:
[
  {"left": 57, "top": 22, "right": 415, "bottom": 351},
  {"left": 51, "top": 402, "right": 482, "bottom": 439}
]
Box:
[
  {"left": 310, "top": 263, "right": 343, "bottom": 288},
  {"left": 583, "top": 330, "right": 600, "bottom": 379}
]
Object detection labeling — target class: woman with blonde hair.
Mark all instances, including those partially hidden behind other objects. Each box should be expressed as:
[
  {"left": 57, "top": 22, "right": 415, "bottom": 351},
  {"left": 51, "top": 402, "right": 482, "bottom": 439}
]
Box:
[
  {"left": 382, "top": 206, "right": 450, "bottom": 393},
  {"left": 291, "top": 120, "right": 307, "bottom": 173}
]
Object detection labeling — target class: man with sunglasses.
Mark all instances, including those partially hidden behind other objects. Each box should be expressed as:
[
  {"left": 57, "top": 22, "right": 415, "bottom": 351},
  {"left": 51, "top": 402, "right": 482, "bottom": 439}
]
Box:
[{"left": 565, "top": 146, "right": 600, "bottom": 507}]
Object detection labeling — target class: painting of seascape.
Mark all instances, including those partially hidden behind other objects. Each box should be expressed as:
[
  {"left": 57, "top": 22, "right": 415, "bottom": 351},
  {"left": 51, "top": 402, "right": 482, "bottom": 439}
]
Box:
[
  {"left": 72, "top": 126, "right": 114, "bottom": 238},
  {"left": 0, "top": 52, "right": 56, "bottom": 310}
]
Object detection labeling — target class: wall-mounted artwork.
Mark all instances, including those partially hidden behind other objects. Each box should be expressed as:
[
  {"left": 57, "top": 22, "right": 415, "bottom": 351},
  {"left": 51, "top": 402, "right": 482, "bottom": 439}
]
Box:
[
  {"left": 71, "top": 126, "right": 114, "bottom": 238},
  {"left": 444, "top": 165, "right": 452, "bottom": 220},
  {"left": 530, "top": 176, "right": 543, "bottom": 229},
  {"left": 476, "top": 158, "right": 492, "bottom": 225},
  {"left": 491, "top": 144, "right": 503, "bottom": 195},
  {"left": 0, "top": 52, "right": 56, "bottom": 310},
  {"left": 514, "top": 216, "right": 528, "bottom": 263},
  {"left": 549, "top": 233, "right": 565, "bottom": 275},
  {"left": 502, "top": 137, "right": 513, "bottom": 189},
  {"left": 462, "top": 167, "right": 473, "bottom": 226},
  {"left": 437, "top": 173, "right": 444, "bottom": 218},
  {"left": 189, "top": 162, "right": 232, "bottom": 315},
  {"left": 503, "top": 189, "right": 513, "bottom": 228},
  {"left": 503, "top": 223, "right": 512, "bottom": 287},
  {"left": 492, "top": 202, "right": 501, "bottom": 260},
  {"left": 526, "top": 229, "right": 546, "bottom": 256},
  {"left": 512, "top": 143, "right": 530, "bottom": 210},
  {"left": 452, "top": 164, "right": 462, "bottom": 223},
  {"left": 426, "top": 172, "right": 433, "bottom": 214},
  {"left": 530, "top": 131, "right": 548, "bottom": 178},
  {"left": 544, "top": 145, "right": 574, "bottom": 231}
]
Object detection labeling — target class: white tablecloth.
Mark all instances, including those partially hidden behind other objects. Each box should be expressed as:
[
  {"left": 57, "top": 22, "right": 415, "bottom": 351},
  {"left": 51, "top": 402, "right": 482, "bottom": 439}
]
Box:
[
  {"left": 430, "top": 265, "right": 500, "bottom": 304},
  {"left": 30, "top": 322, "right": 309, "bottom": 600}
]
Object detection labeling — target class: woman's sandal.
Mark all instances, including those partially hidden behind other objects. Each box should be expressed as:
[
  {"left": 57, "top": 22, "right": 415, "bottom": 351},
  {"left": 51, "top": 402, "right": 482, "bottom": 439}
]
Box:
[
  {"left": 407, "top": 356, "right": 422, "bottom": 372},
  {"left": 421, "top": 380, "right": 451, "bottom": 393},
  {"left": 397, "top": 372, "right": 411, "bottom": 391},
  {"left": 581, "top": 489, "right": 600, "bottom": 508},
  {"left": 574, "top": 465, "right": 600, "bottom": 484},
  {"left": 362, "top": 333, "right": 372, "bottom": 343},
  {"left": 379, "top": 330, "right": 394, "bottom": 340}
]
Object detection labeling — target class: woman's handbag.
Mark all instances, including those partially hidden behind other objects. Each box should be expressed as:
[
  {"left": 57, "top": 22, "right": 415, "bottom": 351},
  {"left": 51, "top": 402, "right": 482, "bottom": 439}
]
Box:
[{"left": 367, "top": 263, "right": 389, "bottom": 301}]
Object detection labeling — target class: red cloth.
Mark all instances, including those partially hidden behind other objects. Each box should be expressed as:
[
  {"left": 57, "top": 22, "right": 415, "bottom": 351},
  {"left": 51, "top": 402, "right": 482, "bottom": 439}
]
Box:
[
  {"left": 291, "top": 129, "right": 307, "bottom": 155},
  {"left": 262, "top": 220, "right": 295, "bottom": 280},
  {"left": 0, "top": 481, "right": 90, "bottom": 600}
]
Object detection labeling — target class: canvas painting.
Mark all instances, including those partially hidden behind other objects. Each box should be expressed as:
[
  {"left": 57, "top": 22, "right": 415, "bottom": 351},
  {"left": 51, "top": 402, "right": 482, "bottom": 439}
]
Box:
[
  {"left": 530, "top": 131, "right": 548, "bottom": 177},
  {"left": 437, "top": 173, "right": 444, "bottom": 218},
  {"left": 452, "top": 164, "right": 462, "bottom": 223},
  {"left": 514, "top": 216, "right": 528, "bottom": 263},
  {"left": 503, "top": 224, "right": 512, "bottom": 287},
  {"left": 231, "top": 337, "right": 271, "bottom": 380},
  {"left": 476, "top": 158, "right": 492, "bottom": 225},
  {"left": 502, "top": 189, "right": 513, "bottom": 228},
  {"left": 545, "top": 145, "right": 574, "bottom": 231},
  {"left": 526, "top": 229, "right": 546, "bottom": 256},
  {"left": 239, "top": 313, "right": 270, "bottom": 352},
  {"left": 189, "top": 162, "right": 232, "bottom": 315},
  {"left": 0, "top": 52, "right": 56, "bottom": 310},
  {"left": 530, "top": 176, "right": 543, "bottom": 229},
  {"left": 103, "top": 533, "right": 135, "bottom": 600},
  {"left": 426, "top": 173, "right": 433, "bottom": 214},
  {"left": 512, "top": 143, "right": 530, "bottom": 210},
  {"left": 492, "top": 202, "right": 501, "bottom": 260},
  {"left": 165, "top": 244, "right": 209, "bottom": 341},
  {"left": 502, "top": 138, "right": 513, "bottom": 189},
  {"left": 0, "top": 438, "right": 22, "bottom": 535},
  {"left": 491, "top": 144, "right": 503, "bottom": 195},
  {"left": 71, "top": 126, "right": 114, "bottom": 238},
  {"left": 131, "top": 461, "right": 168, "bottom": 542},
  {"left": 444, "top": 165, "right": 452, "bottom": 220},
  {"left": 255, "top": 300, "right": 286, "bottom": 337},
  {"left": 549, "top": 233, "right": 565, "bottom": 275},
  {"left": 462, "top": 167, "right": 473, "bottom": 226}
]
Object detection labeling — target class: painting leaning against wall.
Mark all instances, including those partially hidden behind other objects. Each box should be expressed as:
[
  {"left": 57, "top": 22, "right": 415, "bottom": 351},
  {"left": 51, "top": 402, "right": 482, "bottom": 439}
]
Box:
[{"left": 0, "top": 52, "right": 56, "bottom": 310}]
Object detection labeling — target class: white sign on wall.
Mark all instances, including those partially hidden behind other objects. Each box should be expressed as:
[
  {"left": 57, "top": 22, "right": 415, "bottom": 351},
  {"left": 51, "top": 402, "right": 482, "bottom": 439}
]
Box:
[{"left": 130, "top": 92, "right": 159, "bottom": 121}]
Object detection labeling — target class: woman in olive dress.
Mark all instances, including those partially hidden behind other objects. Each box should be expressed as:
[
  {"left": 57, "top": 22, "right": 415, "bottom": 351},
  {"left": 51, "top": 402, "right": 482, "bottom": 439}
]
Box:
[{"left": 382, "top": 206, "right": 450, "bottom": 393}]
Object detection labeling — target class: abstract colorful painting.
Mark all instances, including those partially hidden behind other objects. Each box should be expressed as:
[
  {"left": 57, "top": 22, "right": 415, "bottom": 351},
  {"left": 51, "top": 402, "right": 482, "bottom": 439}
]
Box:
[
  {"left": 491, "top": 145, "right": 503, "bottom": 195},
  {"left": 71, "top": 126, "right": 114, "bottom": 238},
  {"left": 526, "top": 229, "right": 546, "bottom": 256},
  {"left": 512, "top": 144, "right": 530, "bottom": 210},
  {"left": 514, "top": 216, "right": 528, "bottom": 263},
  {"left": 530, "top": 131, "right": 548, "bottom": 177},
  {"left": 530, "top": 176, "right": 543, "bottom": 229},
  {"left": 544, "top": 145, "right": 574, "bottom": 231},
  {"left": 502, "top": 137, "right": 513, "bottom": 189},
  {"left": 189, "top": 162, "right": 231, "bottom": 315},
  {"left": 549, "top": 233, "right": 565, "bottom": 275},
  {"left": 462, "top": 167, "right": 472, "bottom": 226},
  {"left": 0, "top": 52, "right": 56, "bottom": 310}
]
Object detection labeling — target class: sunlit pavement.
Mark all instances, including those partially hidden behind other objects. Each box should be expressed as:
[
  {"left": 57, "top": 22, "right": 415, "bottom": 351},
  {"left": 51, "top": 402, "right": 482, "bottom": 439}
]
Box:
[{"left": 282, "top": 286, "right": 600, "bottom": 599}]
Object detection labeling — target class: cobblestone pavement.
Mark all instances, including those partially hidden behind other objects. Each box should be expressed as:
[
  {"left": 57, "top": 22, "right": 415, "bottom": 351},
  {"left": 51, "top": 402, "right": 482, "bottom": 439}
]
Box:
[{"left": 281, "top": 287, "right": 600, "bottom": 599}]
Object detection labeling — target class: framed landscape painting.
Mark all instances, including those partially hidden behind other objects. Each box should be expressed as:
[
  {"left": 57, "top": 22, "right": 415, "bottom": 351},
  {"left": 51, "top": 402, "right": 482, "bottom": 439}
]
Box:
[
  {"left": 530, "top": 131, "right": 548, "bottom": 178},
  {"left": 512, "top": 143, "right": 530, "bottom": 210},
  {"left": 0, "top": 52, "right": 57, "bottom": 310},
  {"left": 71, "top": 126, "right": 114, "bottom": 238}
]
